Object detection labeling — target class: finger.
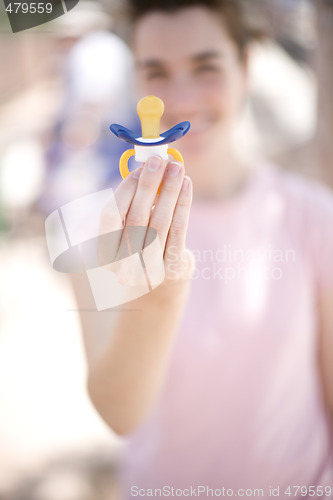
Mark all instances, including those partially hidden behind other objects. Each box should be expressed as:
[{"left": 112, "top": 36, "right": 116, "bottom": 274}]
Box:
[
  {"left": 123, "top": 156, "right": 166, "bottom": 254},
  {"left": 113, "top": 168, "right": 143, "bottom": 220},
  {"left": 125, "top": 156, "right": 166, "bottom": 228},
  {"left": 148, "top": 160, "right": 185, "bottom": 250},
  {"left": 164, "top": 176, "right": 193, "bottom": 278},
  {"left": 98, "top": 169, "right": 142, "bottom": 267},
  {"left": 99, "top": 168, "right": 142, "bottom": 233}
]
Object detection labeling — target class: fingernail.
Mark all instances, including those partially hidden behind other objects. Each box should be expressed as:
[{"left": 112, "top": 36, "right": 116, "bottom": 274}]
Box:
[
  {"left": 133, "top": 168, "right": 142, "bottom": 179},
  {"left": 182, "top": 176, "right": 191, "bottom": 191},
  {"left": 166, "top": 161, "right": 182, "bottom": 177},
  {"left": 147, "top": 156, "right": 163, "bottom": 172}
]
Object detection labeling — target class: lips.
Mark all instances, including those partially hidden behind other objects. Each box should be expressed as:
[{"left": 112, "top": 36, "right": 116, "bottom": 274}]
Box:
[
  {"left": 187, "top": 124, "right": 211, "bottom": 134},
  {"left": 163, "top": 115, "right": 218, "bottom": 144}
]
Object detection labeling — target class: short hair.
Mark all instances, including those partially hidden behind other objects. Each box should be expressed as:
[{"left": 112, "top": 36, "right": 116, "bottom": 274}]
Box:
[{"left": 124, "top": 0, "right": 267, "bottom": 56}]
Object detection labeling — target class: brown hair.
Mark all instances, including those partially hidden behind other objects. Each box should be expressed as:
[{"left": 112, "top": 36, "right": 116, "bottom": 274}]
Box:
[{"left": 124, "top": 0, "right": 267, "bottom": 57}]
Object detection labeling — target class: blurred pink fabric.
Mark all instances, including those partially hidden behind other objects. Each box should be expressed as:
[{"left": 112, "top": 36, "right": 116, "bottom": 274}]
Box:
[{"left": 120, "top": 164, "right": 333, "bottom": 498}]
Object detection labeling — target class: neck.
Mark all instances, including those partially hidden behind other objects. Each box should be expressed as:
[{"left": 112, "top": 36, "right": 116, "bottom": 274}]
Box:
[{"left": 184, "top": 134, "right": 252, "bottom": 202}]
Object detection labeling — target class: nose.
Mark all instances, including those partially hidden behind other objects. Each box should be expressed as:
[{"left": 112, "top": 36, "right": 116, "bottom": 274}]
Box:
[{"left": 162, "top": 76, "right": 201, "bottom": 123}]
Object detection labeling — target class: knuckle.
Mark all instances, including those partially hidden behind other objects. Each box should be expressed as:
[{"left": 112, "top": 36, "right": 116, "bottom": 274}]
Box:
[
  {"left": 125, "top": 211, "right": 146, "bottom": 227},
  {"left": 138, "top": 175, "right": 156, "bottom": 191},
  {"left": 150, "top": 214, "right": 169, "bottom": 234},
  {"left": 169, "top": 220, "right": 184, "bottom": 236},
  {"left": 161, "top": 179, "right": 181, "bottom": 194},
  {"left": 177, "top": 196, "right": 191, "bottom": 208}
]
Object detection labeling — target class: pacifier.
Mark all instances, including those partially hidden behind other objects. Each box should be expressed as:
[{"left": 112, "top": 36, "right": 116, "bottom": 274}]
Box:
[{"left": 110, "top": 95, "right": 190, "bottom": 180}]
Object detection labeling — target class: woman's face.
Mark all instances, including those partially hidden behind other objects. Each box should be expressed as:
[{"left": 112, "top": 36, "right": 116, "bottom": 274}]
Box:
[{"left": 133, "top": 6, "right": 248, "bottom": 165}]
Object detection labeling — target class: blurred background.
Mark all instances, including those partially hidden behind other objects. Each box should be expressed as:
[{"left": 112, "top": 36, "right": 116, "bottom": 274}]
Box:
[{"left": 0, "top": 0, "right": 332, "bottom": 498}]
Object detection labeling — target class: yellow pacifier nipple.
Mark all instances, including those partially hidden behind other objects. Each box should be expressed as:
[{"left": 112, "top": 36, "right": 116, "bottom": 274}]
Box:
[{"left": 137, "top": 96, "right": 164, "bottom": 139}]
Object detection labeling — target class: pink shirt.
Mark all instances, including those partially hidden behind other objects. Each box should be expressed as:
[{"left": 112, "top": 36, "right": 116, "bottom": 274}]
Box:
[{"left": 120, "top": 164, "right": 333, "bottom": 498}]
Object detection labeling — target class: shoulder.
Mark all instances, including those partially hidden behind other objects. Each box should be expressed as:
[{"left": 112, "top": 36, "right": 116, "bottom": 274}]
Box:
[
  {"left": 259, "top": 163, "right": 333, "bottom": 291},
  {"left": 258, "top": 162, "right": 333, "bottom": 219},
  {"left": 263, "top": 163, "right": 333, "bottom": 288}
]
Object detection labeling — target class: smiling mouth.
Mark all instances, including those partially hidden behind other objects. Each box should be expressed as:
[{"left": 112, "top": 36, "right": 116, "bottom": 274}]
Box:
[
  {"left": 185, "top": 123, "right": 213, "bottom": 138},
  {"left": 189, "top": 125, "right": 209, "bottom": 134},
  {"left": 163, "top": 119, "right": 213, "bottom": 139}
]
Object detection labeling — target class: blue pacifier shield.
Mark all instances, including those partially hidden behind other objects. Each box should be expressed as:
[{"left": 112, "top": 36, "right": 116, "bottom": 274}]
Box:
[{"left": 110, "top": 121, "right": 191, "bottom": 146}]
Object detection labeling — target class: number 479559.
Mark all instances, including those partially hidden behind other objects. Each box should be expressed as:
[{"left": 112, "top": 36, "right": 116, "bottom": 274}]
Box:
[
  {"left": 5, "top": 3, "right": 53, "bottom": 14},
  {"left": 285, "top": 485, "right": 332, "bottom": 496}
]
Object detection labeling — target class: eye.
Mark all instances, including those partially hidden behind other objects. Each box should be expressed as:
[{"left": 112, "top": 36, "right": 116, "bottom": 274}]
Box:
[
  {"left": 195, "top": 64, "right": 220, "bottom": 75},
  {"left": 145, "top": 70, "right": 168, "bottom": 81}
]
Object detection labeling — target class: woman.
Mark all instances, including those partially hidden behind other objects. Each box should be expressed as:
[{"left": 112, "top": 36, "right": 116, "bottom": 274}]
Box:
[{"left": 74, "top": 0, "right": 333, "bottom": 497}]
